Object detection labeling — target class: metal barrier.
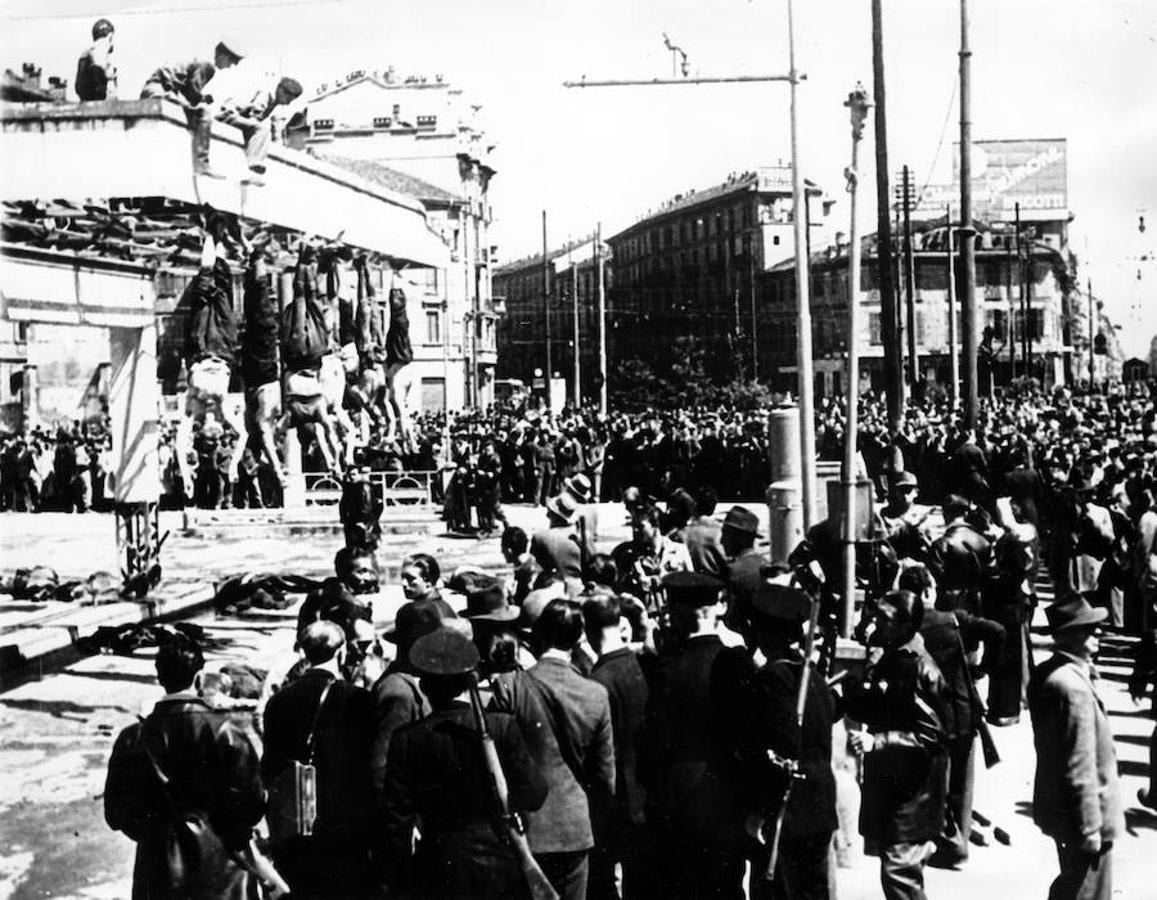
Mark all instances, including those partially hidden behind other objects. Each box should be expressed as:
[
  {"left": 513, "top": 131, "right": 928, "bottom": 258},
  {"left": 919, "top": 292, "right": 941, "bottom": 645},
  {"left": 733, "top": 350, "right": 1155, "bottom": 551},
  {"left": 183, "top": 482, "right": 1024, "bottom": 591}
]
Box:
[{"left": 303, "top": 470, "right": 437, "bottom": 508}]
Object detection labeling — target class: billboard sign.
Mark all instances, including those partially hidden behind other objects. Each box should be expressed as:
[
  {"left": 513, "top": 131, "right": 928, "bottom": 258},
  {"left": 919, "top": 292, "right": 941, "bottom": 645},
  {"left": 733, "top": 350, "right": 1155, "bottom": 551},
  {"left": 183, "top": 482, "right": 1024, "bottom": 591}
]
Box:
[{"left": 916, "top": 138, "right": 1067, "bottom": 218}]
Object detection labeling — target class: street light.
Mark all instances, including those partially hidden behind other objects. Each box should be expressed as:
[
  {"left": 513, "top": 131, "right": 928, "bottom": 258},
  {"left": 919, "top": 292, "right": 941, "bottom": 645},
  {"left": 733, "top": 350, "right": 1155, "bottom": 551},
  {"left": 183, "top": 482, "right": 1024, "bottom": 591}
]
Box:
[{"left": 841, "top": 82, "right": 871, "bottom": 639}]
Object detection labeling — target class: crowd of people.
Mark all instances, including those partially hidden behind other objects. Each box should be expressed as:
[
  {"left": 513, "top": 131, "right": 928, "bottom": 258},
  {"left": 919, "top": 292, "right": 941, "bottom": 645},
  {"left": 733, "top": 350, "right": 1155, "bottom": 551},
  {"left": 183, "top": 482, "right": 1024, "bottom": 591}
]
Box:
[
  {"left": 0, "top": 420, "right": 112, "bottom": 513},
  {"left": 97, "top": 378, "right": 1157, "bottom": 900}
]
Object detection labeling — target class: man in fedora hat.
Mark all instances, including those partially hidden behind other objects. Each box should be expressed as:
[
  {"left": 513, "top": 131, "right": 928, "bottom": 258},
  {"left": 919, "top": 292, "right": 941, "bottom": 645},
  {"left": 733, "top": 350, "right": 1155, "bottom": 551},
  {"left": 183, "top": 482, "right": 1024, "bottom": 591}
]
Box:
[
  {"left": 1028, "top": 595, "right": 1123, "bottom": 900},
  {"left": 531, "top": 490, "right": 594, "bottom": 597},
  {"left": 721, "top": 505, "right": 765, "bottom": 634},
  {"left": 381, "top": 627, "right": 548, "bottom": 899}
]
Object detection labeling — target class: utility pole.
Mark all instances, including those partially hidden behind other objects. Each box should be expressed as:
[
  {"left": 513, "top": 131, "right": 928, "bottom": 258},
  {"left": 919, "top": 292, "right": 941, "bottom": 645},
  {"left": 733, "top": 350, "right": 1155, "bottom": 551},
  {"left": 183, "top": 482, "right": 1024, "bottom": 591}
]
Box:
[
  {"left": 901, "top": 165, "right": 918, "bottom": 389},
  {"left": 748, "top": 232, "right": 759, "bottom": 380},
  {"left": 542, "top": 210, "right": 552, "bottom": 407},
  {"left": 571, "top": 240, "right": 580, "bottom": 407},
  {"left": 841, "top": 83, "right": 871, "bottom": 639},
  {"left": 596, "top": 222, "right": 608, "bottom": 414},
  {"left": 788, "top": 0, "right": 817, "bottom": 527},
  {"left": 564, "top": 18, "right": 818, "bottom": 521},
  {"left": 871, "top": 0, "right": 902, "bottom": 430},
  {"left": 1088, "top": 276, "right": 1095, "bottom": 388},
  {"left": 946, "top": 203, "right": 959, "bottom": 404},
  {"left": 959, "top": 0, "right": 979, "bottom": 429},
  {"left": 1016, "top": 203, "right": 1029, "bottom": 379},
  {"left": 1005, "top": 227, "right": 1015, "bottom": 379}
]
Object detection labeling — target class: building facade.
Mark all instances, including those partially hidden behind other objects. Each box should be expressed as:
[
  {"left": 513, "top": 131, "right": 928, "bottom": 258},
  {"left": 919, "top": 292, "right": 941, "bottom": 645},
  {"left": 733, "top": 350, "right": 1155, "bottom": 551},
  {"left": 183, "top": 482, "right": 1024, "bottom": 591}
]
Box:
[
  {"left": 604, "top": 168, "right": 829, "bottom": 384},
  {"left": 301, "top": 68, "right": 498, "bottom": 410},
  {"left": 762, "top": 216, "right": 1083, "bottom": 397},
  {"left": 493, "top": 234, "right": 605, "bottom": 405}
]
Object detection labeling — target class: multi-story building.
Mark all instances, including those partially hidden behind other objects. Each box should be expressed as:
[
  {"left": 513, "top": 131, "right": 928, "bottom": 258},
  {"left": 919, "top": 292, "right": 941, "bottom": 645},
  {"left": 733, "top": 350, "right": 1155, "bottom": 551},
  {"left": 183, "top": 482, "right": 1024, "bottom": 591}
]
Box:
[
  {"left": 604, "top": 168, "right": 830, "bottom": 383},
  {"left": 493, "top": 234, "right": 605, "bottom": 405},
  {"left": 762, "top": 215, "right": 1080, "bottom": 396},
  {"left": 300, "top": 68, "right": 498, "bottom": 409}
]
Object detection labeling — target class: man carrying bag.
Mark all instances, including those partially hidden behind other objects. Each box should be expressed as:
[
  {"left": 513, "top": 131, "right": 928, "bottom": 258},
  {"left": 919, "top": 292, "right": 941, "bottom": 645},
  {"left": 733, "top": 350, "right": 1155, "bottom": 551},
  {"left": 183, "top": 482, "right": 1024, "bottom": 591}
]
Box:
[{"left": 105, "top": 639, "right": 266, "bottom": 900}]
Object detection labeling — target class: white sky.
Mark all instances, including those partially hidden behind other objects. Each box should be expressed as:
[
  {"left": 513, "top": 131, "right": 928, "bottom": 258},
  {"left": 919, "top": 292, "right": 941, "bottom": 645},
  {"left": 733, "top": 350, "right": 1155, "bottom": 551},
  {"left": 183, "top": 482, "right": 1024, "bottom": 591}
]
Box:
[{"left": 4, "top": 0, "right": 1157, "bottom": 354}]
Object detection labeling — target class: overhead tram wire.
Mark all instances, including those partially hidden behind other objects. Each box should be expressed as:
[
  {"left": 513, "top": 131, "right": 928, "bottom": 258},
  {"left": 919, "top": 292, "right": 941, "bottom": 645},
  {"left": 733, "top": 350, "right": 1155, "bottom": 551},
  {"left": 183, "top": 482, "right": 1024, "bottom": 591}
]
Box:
[
  {"left": 2, "top": 0, "right": 364, "bottom": 21},
  {"left": 914, "top": 78, "right": 959, "bottom": 210}
]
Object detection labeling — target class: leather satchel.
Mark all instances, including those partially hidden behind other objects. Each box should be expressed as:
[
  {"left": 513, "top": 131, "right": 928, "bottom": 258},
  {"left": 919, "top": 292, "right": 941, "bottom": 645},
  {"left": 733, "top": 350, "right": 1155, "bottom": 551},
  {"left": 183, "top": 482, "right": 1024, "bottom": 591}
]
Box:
[{"left": 266, "top": 680, "right": 332, "bottom": 842}]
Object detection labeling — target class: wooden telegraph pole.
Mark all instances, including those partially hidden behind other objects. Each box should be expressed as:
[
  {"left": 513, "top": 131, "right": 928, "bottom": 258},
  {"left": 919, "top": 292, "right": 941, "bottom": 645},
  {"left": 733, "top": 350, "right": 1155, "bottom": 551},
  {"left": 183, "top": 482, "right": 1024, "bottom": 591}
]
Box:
[
  {"left": 542, "top": 210, "right": 552, "bottom": 407},
  {"left": 959, "top": 0, "right": 979, "bottom": 429},
  {"left": 871, "top": 0, "right": 903, "bottom": 429}
]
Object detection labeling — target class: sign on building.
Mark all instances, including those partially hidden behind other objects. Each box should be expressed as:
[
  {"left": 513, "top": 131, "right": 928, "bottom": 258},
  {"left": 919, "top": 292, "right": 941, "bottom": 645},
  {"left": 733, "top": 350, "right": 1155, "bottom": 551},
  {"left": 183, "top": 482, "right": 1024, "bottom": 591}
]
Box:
[{"left": 917, "top": 138, "right": 1068, "bottom": 218}]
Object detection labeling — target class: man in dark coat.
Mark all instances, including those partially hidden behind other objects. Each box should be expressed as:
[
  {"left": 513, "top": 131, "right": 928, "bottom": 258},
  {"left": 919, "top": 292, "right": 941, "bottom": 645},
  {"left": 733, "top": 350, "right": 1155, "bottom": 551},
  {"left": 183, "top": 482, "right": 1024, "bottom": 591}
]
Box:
[
  {"left": 1028, "top": 595, "right": 1124, "bottom": 900},
  {"left": 641, "top": 572, "right": 749, "bottom": 899},
  {"left": 722, "top": 505, "right": 765, "bottom": 637},
  {"left": 928, "top": 495, "right": 993, "bottom": 615},
  {"left": 491, "top": 598, "right": 616, "bottom": 900},
  {"left": 845, "top": 590, "right": 949, "bottom": 900},
  {"left": 262, "top": 621, "right": 376, "bottom": 898},
  {"left": 583, "top": 592, "right": 653, "bottom": 899},
  {"left": 739, "top": 582, "right": 839, "bottom": 900},
  {"left": 105, "top": 640, "right": 265, "bottom": 900},
  {"left": 899, "top": 565, "right": 1005, "bottom": 868},
  {"left": 382, "top": 628, "right": 548, "bottom": 899}
]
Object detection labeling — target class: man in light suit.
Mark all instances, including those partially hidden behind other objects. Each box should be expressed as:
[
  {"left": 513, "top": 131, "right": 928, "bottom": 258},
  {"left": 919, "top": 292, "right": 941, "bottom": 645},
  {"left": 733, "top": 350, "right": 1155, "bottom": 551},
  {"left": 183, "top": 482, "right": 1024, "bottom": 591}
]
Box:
[
  {"left": 491, "top": 598, "right": 616, "bottom": 900},
  {"left": 1028, "top": 594, "right": 1124, "bottom": 900}
]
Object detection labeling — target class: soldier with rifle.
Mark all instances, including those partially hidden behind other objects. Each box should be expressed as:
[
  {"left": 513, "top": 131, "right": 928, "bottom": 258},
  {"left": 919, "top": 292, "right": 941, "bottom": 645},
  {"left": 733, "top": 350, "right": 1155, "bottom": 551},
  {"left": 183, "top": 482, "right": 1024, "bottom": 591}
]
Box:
[
  {"left": 380, "top": 627, "right": 552, "bottom": 899},
  {"left": 738, "top": 579, "right": 839, "bottom": 900}
]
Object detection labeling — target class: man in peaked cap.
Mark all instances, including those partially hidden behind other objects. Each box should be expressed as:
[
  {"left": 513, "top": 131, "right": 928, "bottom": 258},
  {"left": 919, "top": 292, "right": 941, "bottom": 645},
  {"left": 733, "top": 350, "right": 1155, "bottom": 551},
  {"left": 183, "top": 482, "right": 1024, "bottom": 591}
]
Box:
[
  {"left": 736, "top": 581, "right": 839, "bottom": 900},
  {"left": 381, "top": 628, "right": 547, "bottom": 899},
  {"left": 1028, "top": 595, "right": 1123, "bottom": 900},
  {"left": 640, "top": 571, "right": 750, "bottom": 898}
]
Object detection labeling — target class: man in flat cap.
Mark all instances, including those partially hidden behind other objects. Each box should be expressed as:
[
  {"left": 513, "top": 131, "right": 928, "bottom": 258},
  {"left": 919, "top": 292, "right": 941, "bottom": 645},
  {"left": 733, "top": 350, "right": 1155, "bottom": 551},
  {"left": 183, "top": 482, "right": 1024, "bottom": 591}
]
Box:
[
  {"left": 737, "top": 581, "right": 839, "bottom": 900},
  {"left": 381, "top": 627, "right": 548, "bottom": 899},
  {"left": 641, "top": 571, "right": 750, "bottom": 898},
  {"left": 1028, "top": 595, "right": 1123, "bottom": 900}
]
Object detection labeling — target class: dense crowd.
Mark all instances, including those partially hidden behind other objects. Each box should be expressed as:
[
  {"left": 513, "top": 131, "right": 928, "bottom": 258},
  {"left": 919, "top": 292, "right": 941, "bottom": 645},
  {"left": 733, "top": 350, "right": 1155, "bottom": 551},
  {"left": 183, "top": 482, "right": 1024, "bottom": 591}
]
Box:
[
  {"left": 0, "top": 419, "right": 112, "bottom": 513},
  {"left": 96, "top": 380, "right": 1157, "bottom": 900}
]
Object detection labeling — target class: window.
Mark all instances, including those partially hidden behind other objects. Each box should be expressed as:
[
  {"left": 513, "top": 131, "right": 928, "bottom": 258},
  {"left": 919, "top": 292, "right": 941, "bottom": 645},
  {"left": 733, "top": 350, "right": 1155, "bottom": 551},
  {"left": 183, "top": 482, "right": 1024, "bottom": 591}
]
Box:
[
  {"left": 868, "top": 312, "right": 882, "bottom": 346},
  {"left": 773, "top": 235, "right": 781, "bottom": 246},
  {"left": 425, "top": 309, "right": 441, "bottom": 344}
]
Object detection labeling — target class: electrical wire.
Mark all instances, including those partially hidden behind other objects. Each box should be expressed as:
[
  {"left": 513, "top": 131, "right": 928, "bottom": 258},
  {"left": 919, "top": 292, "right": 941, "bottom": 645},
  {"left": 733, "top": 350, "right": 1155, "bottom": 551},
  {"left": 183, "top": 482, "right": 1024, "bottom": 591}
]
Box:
[
  {"left": 2, "top": 0, "right": 362, "bottom": 21},
  {"left": 914, "top": 75, "right": 959, "bottom": 210}
]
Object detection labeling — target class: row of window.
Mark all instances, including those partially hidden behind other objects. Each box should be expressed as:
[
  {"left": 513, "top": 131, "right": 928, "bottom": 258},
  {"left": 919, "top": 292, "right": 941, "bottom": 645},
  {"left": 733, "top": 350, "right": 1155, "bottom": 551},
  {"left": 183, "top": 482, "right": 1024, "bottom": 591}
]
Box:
[
  {"left": 614, "top": 201, "right": 759, "bottom": 263},
  {"left": 864, "top": 309, "right": 1047, "bottom": 346}
]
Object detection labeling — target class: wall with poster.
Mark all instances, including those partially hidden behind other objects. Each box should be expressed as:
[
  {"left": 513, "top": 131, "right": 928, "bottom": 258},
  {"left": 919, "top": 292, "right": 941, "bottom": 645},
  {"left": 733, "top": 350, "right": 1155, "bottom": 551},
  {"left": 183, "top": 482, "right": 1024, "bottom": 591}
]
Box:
[{"left": 916, "top": 138, "right": 1068, "bottom": 220}]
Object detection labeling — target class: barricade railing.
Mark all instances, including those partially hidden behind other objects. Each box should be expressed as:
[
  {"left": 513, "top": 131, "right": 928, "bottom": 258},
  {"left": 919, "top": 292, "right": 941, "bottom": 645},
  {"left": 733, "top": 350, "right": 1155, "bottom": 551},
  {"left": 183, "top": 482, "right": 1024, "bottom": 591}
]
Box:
[{"left": 302, "top": 470, "right": 437, "bottom": 508}]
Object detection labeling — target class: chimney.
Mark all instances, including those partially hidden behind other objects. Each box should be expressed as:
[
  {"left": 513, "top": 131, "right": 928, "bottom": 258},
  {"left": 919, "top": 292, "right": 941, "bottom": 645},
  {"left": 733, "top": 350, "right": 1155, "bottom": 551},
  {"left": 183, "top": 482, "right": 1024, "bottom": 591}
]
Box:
[{"left": 22, "top": 63, "right": 42, "bottom": 88}]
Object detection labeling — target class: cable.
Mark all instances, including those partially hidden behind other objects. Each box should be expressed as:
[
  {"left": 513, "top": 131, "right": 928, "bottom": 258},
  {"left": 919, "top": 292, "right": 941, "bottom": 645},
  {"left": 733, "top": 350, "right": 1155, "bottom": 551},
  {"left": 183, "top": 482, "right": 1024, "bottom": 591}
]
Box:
[
  {"left": 2, "top": 0, "right": 362, "bottom": 21},
  {"left": 914, "top": 75, "right": 958, "bottom": 210}
]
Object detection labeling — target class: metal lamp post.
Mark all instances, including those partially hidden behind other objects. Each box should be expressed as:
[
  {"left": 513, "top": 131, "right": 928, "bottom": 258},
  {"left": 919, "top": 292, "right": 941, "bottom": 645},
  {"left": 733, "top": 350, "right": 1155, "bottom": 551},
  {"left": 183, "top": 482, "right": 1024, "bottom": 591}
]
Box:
[{"left": 841, "top": 83, "right": 871, "bottom": 638}]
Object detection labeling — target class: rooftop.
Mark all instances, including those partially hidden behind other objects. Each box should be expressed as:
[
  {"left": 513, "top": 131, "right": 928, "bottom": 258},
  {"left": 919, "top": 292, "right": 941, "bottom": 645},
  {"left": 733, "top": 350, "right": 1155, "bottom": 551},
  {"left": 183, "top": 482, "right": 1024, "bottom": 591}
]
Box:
[{"left": 317, "top": 154, "right": 465, "bottom": 205}]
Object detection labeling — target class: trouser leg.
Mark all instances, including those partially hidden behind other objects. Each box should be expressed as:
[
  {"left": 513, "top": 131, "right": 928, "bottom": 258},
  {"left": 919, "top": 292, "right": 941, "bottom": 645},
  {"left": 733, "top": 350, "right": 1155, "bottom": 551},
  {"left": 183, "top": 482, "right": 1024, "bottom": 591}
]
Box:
[
  {"left": 243, "top": 124, "right": 271, "bottom": 172},
  {"left": 1050, "top": 841, "right": 1112, "bottom": 900},
  {"left": 879, "top": 841, "right": 927, "bottom": 900}
]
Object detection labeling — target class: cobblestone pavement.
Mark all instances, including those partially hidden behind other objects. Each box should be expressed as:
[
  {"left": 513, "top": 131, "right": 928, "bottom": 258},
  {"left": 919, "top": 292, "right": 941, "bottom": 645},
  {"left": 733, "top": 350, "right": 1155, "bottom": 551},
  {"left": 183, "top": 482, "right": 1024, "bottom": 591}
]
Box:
[{"left": 0, "top": 507, "right": 1155, "bottom": 898}]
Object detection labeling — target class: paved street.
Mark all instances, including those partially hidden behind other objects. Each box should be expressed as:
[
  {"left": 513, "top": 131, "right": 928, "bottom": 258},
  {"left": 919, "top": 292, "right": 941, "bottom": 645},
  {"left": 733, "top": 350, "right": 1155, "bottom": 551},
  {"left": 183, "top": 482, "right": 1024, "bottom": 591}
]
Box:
[{"left": 0, "top": 507, "right": 1155, "bottom": 898}]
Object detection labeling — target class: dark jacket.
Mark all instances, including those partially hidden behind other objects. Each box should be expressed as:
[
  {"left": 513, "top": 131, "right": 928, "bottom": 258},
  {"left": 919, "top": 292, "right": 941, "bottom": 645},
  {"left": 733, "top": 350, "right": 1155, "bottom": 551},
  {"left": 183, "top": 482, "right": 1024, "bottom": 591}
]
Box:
[
  {"left": 369, "top": 667, "right": 431, "bottom": 800},
  {"left": 640, "top": 635, "right": 748, "bottom": 842},
  {"left": 590, "top": 647, "right": 650, "bottom": 826},
  {"left": 929, "top": 521, "right": 993, "bottom": 599},
  {"left": 920, "top": 608, "right": 1005, "bottom": 739},
  {"left": 844, "top": 634, "right": 949, "bottom": 845},
  {"left": 742, "top": 655, "right": 839, "bottom": 839},
  {"left": 261, "top": 669, "right": 374, "bottom": 841},
  {"left": 183, "top": 260, "right": 238, "bottom": 365},
  {"left": 105, "top": 696, "right": 264, "bottom": 900},
  {"left": 381, "top": 703, "right": 548, "bottom": 899},
  {"left": 490, "top": 655, "right": 616, "bottom": 853},
  {"left": 240, "top": 261, "right": 279, "bottom": 388}
]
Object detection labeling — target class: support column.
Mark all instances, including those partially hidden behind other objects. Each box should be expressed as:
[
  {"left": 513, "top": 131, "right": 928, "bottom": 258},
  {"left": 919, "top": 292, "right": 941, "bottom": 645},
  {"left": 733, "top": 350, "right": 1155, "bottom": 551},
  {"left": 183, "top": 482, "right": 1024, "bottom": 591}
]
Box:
[
  {"left": 21, "top": 363, "right": 38, "bottom": 432},
  {"left": 766, "top": 405, "right": 804, "bottom": 565}
]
